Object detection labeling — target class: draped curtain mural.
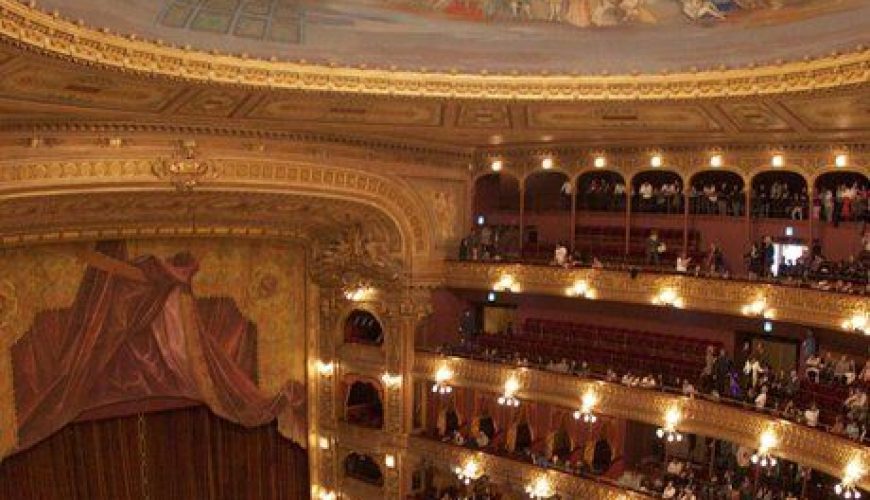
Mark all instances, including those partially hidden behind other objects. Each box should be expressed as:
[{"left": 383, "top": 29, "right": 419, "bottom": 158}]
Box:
[{"left": 0, "top": 239, "right": 307, "bottom": 459}]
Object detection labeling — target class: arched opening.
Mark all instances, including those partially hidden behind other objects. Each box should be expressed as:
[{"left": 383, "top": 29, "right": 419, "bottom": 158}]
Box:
[
  {"left": 523, "top": 171, "right": 571, "bottom": 262},
  {"left": 631, "top": 171, "right": 683, "bottom": 214},
  {"left": 345, "top": 380, "right": 384, "bottom": 429},
  {"left": 466, "top": 173, "right": 521, "bottom": 260},
  {"left": 814, "top": 171, "right": 868, "bottom": 223},
  {"left": 437, "top": 401, "right": 462, "bottom": 439},
  {"left": 576, "top": 171, "right": 626, "bottom": 213},
  {"left": 507, "top": 410, "right": 534, "bottom": 455},
  {"left": 689, "top": 171, "right": 745, "bottom": 217},
  {"left": 549, "top": 427, "right": 573, "bottom": 462},
  {"left": 751, "top": 171, "right": 808, "bottom": 220},
  {"left": 343, "top": 310, "right": 384, "bottom": 346},
  {"left": 344, "top": 452, "right": 384, "bottom": 486}
]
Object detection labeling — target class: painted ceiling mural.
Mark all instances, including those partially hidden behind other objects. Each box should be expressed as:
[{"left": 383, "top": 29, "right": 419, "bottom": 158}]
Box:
[{"left": 27, "top": 0, "right": 870, "bottom": 72}]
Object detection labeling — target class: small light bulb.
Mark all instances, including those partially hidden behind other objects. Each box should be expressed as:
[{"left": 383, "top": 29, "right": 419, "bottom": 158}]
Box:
[
  {"left": 836, "top": 154, "right": 848, "bottom": 168},
  {"left": 710, "top": 154, "right": 723, "bottom": 168},
  {"left": 491, "top": 159, "right": 503, "bottom": 172},
  {"left": 542, "top": 157, "right": 554, "bottom": 170},
  {"left": 594, "top": 156, "right": 606, "bottom": 168},
  {"left": 650, "top": 155, "right": 663, "bottom": 168},
  {"left": 771, "top": 154, "right": 784, "bottom": 168}
]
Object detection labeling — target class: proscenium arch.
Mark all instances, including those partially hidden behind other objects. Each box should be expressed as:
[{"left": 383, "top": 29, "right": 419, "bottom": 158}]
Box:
[{"left": 0, "top": 158, "right": 437, "bottom": 268}]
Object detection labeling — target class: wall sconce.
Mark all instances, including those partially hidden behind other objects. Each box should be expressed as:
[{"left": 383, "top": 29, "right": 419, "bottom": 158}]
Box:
[
  {"left": 750, "top": 429, "right": 779, "bottom": 468},
  {"left": 344, "top": 285, "right": 375, "bottom": 302},
  {"left": 497, "top": 375, "right": 521, "bottom": 407},
  {"left": 432, "top": 364, "right": 454, "bottom": 395},
  {"left": 318, "top": 436, "right": 331, "bottom": 450},
  {"left": 656, "top": 406, "right": 683, "bottom": 442},
  {"left": 316, "top": 360, "right": 335, "bottom": 376},
  {"left": 709, "top": 154, "right": 723, "bottom": 168},
  {"left": 836, "top": 459, "right": 865, "bottom": 499},
  {"left": 565, "top": 280, "right": 596, "bottom": 299},
  {"left": 842, "top": 314, "right": 868, "bottom": 335},
  {"left": 490, "top": 159, "right": 503, "bottom": 172},
  {"left": 650, "top": 154, "right": 663, "bottom": 168},
  {"left": 493, "top": 274, "right": 521, "bottom": 293},
  {"left": 573, "top": 389, "right": 598, "bottom": 423},
  {"left": 381, "top": 372, "right": 402, "bottom": 388},
  {"left": 385, "top": 454, "right": 396, "bottom": 469},
  {"left": 594, "top": 156, "right": 606, "bottom": 169},
  {"left": 525, "top": 475, "right": 556, "bottom": 499},
  {"left": 652, "top": 288, "right": 684, "bottom": 308},
  {"left": 742, "top": 298, "right": 775, "bottom": 319},
  {"left": 835, "top": 153, "right": 849, "bottom": 168},
  {"left": 454, "top": 457, "right": 483, "bottom": 485},
  {"left": 541, "top": 157, "right": 554, "bottom": 170},
  {"left": 771, "top": 154, "right": 784, "bottom": 168}
]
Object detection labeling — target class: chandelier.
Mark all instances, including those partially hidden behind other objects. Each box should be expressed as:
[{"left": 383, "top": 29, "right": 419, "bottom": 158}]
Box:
[
  {"left": 454, "top": 458, "right": 483, "bottom": 485},
  {"left": 497, "top": 376, "right": 521, "bottom": 407},
  {"left": 656, "top": 407, "right": 683, "bottom": 442},
  {"left": 572, "top": 390, "right": 598, "bottom": 423},
  {"left": 525, "top": 476, "right": 556, "bottom": 499},
  {"left": 836, "top": 460, "right": 866, "bottom": 499},
  {"left": 750, "top": 430, "right": 778, "bottom": 468},
  {"left": 432, "top": 365, "right": 454, "bottom": 395}
]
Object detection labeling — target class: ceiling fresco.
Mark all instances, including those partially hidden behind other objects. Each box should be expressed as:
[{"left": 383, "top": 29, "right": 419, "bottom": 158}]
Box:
[{"left": 34, "top": 0, "right": 870, "bottom": 73}]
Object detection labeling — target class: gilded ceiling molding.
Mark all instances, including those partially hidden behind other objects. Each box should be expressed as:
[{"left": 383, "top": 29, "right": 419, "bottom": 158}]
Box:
[
  {"left": 444, "top": 262, "right": 868, "bottom": 334},
  {"left": 0, "top": 158, "right": 435, "bottom": 258},
  {"left": 0, "top": 0, "right": 868, "bottom": 100},
  {"left": 415, "top": 352, "right": 870, "bottom": 491},
  {"left": 408, "top": 436, "right": 650, "bottom": 499}
]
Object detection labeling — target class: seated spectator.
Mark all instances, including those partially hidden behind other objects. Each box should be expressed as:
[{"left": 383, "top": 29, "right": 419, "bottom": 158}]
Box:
[
  {"left": 676, "top": 254, "right": 691, "bottom": 273},
  {"left": 552, "top": 242, "right": 569, "bottom": 267},
  {"left": 805, "top": 353, "right": 822, "bottom": 382},
  {"left": 804, "top": 403, "right": 820, "bottom": 427},
  {"left": 755, "top": 385, "right": 769, "bottom": 409}
]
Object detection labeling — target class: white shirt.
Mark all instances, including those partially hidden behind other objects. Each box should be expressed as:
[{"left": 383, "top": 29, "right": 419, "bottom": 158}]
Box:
[{"left": 804, "top": 408, "right": 819, "bottom": 427}]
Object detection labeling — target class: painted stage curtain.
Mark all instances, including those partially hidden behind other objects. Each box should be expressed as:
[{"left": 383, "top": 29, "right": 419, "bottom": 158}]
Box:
[
  {"left": 0, "top": 406, "right": 309, "bottom": 500},
  {"left": 11, "top": 241, "right": 305, "bottom": 454}
]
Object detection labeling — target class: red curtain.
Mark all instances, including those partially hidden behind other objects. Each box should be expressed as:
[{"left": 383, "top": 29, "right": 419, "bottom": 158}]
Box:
[
  {"left": 12, "top": 240, "right": 305, "bottom": 454},
  {"left": 0, "top": 406, "right": 309, "bottom": 500}
]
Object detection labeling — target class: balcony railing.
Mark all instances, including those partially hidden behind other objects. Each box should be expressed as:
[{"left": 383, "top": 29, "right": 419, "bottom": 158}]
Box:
[
  {"left": 415, "top": 351, "right": 870, "bottom": 491},
  {"left": 443, "top": 261, "right": 868, "bottom": 334}
]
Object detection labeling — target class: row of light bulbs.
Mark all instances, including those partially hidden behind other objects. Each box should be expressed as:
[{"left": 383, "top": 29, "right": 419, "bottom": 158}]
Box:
[{"left": 489, "top": 152, "right": 851, "bottom": 172}]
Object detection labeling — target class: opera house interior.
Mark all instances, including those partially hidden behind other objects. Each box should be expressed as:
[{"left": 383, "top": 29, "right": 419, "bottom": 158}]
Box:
[{"left": 0, "top": 1, "right": 869, "bottom": 499}]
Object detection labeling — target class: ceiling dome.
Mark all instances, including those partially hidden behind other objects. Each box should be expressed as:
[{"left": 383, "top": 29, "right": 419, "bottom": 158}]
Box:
[{"left": 34, "top": 0, "right": 870, "bottom": 74}]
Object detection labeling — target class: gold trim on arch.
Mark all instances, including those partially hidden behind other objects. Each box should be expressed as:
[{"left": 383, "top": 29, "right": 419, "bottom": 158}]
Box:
[{"left": 0, "top": 0, "right": 867, "bottom": 100}]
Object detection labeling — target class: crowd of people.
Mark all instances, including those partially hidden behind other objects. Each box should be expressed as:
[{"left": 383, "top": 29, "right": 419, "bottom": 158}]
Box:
[
  {"left": 441, "top": 326, "right": 868, "bottom": 445},
  {"left": 817, "top": 182, "right": 868, "bottom": 224},
  {"left": 435, "top": 332, "right": 860, "bottom": 499},
  {"left": 689, "top": 182, "right": 745, "bottom": 217},
  {"left": 634, "top": 180, "right": 684, "bottom": 214},
  {"left": 750, "top": 182, "right": 809, "bottom": 220}
]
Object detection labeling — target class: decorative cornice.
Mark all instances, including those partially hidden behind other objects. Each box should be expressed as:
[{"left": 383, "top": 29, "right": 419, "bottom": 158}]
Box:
[
  {"left": 415, "top": 352, "right": 870, "bottom": 491},
  {"left": 444, "top": 262, "right": 868, "bottom": 335},
  {"left": 408, "top": 436, "right": 651, "bottom": 499},
  {"left": 0, "top": 0, "right": 868, "bottom": 101},
  {"left": 0, "top": 158, "right": 436, "bottom": 258}
]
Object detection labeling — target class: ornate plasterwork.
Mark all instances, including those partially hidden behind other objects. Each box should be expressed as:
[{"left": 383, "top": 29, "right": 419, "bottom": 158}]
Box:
[
  {"left": 444, "top": 262, "right": 869, "bottom": 335},
  {"left": 0, "top": 0, "right": 868, "bottom": 100},
  {"left": 415, "top": 352, "right": 870, "bottom": 490},
  {"left": 0, "top": 158, "right": 434, "bottom": 258},
  {"left": 408, "top": 437, "right": 649, "bottom": 499}
]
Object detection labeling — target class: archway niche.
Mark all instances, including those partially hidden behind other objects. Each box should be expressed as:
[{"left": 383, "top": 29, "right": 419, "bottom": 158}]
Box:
[
  {"left": 631, "top": 170, "right": 683, "bottom": 214},
  {"left": 751, "top": 171, "right": 808, "bottom": 220},
  {"left": 814, "top": 171, "right": 868, "bottom": 223},
  {"left": 576, "top": 171, "right": 626, "bottom": 212},
  {"left": 345, "top": 380, "right": 384, "bottom": 429},
  {"left": 343, "top": 310, "right": 384, "bottom": 346},
  {"left": 522, "top": 171, "right": 572, "bottom": 262},
  {"left": 343, "top": 452, "right": 384, "bottom": 486},
  {"left": 689, "top": 170, "right": 745, "bottom": 216},
  {"left": 468, "top": 173, "right": 521, "bottom": 260}
]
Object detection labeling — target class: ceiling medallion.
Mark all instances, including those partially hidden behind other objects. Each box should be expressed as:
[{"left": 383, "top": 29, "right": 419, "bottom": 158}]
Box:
[{"left": 152, "top": 142, "right": 216, "bottom": 192}]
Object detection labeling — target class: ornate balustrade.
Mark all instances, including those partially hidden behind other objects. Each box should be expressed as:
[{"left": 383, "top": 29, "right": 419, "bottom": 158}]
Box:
[
  {"left": 444, "top": 261, "right": 868, "bottom": 334},
  {"left": 415, "top": 351, "right": 870, "bottom": 490},
  {"left": 407, "top": 436, "right": 651, "bottom": 499}
]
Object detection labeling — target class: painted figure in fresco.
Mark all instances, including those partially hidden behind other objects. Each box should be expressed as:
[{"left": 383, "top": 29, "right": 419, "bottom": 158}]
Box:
[
  {"left": 12, "top": 241, "right": 304, "bottom": 452},
  {"left": 681, "top": 0, "right": 726, "bottom": 19}
]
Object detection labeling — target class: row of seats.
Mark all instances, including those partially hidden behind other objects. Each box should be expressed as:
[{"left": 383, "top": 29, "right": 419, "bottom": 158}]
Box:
[{"left": 478, "top": 318, "right": 722, "bottom": 383}]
